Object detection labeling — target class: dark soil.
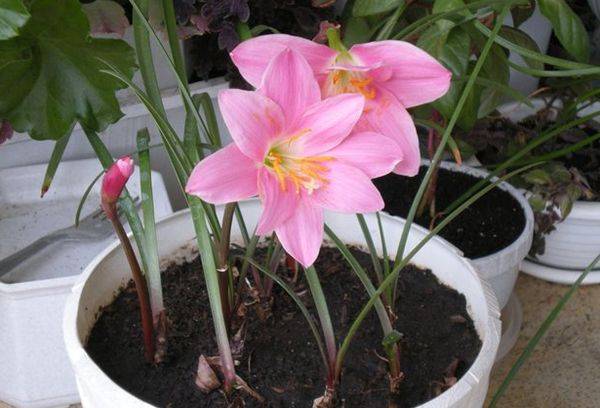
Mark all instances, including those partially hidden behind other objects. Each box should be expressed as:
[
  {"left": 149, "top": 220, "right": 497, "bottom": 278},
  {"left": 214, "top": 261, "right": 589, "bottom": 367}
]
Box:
[
  {"left": 375, "top": 166, "right": 526, "bottom": 259},
  {"left": 86, "top": 247, "right": 481, "bottom": 407}
]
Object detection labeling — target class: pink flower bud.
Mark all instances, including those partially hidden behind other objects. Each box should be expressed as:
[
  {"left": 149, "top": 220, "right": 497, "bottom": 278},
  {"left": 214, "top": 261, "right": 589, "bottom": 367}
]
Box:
[{"left": 101, "top": 156, "right": 134, "bottom": 205}]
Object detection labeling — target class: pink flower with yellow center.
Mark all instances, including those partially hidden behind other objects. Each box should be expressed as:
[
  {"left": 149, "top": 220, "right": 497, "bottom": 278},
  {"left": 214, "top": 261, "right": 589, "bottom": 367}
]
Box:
[
  {"left": 230, "top": 34, "right": 452, "bottom": 176},
  {"left": 185, "top": 48, "right": 402, "bottom": 267}
]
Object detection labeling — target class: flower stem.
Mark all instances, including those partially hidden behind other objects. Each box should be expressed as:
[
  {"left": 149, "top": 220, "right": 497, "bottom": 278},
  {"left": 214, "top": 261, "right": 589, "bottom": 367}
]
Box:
[
  {"left": 304, "top": 266, "right": 337, "bottom": 389},
  {"left": 218, "top": 203, "right": 236, "bottom": 330},
  {"left": 103, "top": 202, "right": 155, "bottom": 363}
]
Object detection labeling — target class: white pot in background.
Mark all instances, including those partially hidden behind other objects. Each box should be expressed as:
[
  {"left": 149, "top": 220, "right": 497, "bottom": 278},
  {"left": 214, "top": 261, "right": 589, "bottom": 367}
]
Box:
[
  {"left": 0, "top": 159, "right": 172, "bottom": 408},
  {"left": 0, "top": 78, "right": 229, "bottom": 211},
  {"left": 499, "top": 101, "right": 600, "bottom": 283},
  {"left": 64, "top": 199, "right": 501, "bottom": 408}
]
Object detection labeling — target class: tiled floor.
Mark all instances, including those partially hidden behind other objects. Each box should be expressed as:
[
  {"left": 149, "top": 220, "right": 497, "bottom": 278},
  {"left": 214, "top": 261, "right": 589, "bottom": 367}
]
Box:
[{"left": 3, "top": 274, "right": 599, "bottom": 407}]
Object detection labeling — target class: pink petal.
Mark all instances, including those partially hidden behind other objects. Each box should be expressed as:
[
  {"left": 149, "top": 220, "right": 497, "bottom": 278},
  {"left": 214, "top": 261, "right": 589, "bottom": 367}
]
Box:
[
  {"left": 230, "top": 34, "right": 337, "bottom": 88},
  {"left": 259, "top": 48, "right": 320, "bottom": 127},
  {"left": 256, "top": 169, "right": 300, "bottom": 235},
  {"left": 327, "top": 131, "right": 402, "bottom": 178},
  {"left": 312, "top": 161, "right": 383, "bottom": 213},
  {"left": 185, "top": 144, "right": 259, "bottom": 204},
  {"left": 275, "top": 197, "right": 324, "bottom": 267},
  {"left": 218, "top": 89, "right": 285, "bottom": 161},
  {"left": 350, "top": 41, "right": 451, "bottom": 108},
  {"left": 293, "top": 93, "right": 365, "bottom": 156},
  {"left": 362, "top": 88, "right": 420, "bottom": 176}
]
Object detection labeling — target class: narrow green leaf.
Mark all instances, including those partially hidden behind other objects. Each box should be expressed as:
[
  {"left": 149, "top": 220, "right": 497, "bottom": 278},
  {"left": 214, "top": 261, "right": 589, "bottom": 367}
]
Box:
[
  {"left": 249, "top": 24, "right": 279, "bottom": 36},
  {"left": 75, "top": 170, "right": 104, "bottom": 227},
  {"left": 353, "top": 0, "right": 402, "bottom": 17},
  {"left": 137, "top": 128, "right": 164, "bottom": 311},
  {"left": 375, "top": 1, "right": 406, "bottom": 41},
  {"left": 0, "top": 0, "right": 29, "bottom": 39},
  {"left": 40, "top": 133, "right": 71, "bottom": 197},
  {"left": 538, "top": 0, "right": 590, "bottom": 62}
]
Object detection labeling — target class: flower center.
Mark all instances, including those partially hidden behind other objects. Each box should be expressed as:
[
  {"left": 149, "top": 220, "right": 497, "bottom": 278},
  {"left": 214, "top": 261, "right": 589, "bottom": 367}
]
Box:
[
  {"left": 325, "top": 70, "right": 377, "bottom": 100},
  {"left": 264, "top": 134, "right": 333, "bottom": 194}
]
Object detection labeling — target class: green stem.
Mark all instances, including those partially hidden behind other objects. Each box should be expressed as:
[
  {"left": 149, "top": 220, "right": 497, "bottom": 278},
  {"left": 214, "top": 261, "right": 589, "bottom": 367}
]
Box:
[
  {"left": 489, "top": 252, "right": 600, "bottom": 407},
  {"left": 189, "top": 198, "right": 237, "bottom": 391},
  {"left": 218, "top": 203, "right": 236, "bottom": 330},
  {"left": 304, "top": 266, "right": 337, "bottom": 388},
  {"left": 356, "top": 214, "right": 384, "bottom": 287},
  {"left": 393, "top": 6, "right": 509, "bottom": 269},
  {"left": 324, "top": 225, "right": 401, "bottom": 383},
  {"left": 136, "top": 129, "right": 166, "bottom": 350}
]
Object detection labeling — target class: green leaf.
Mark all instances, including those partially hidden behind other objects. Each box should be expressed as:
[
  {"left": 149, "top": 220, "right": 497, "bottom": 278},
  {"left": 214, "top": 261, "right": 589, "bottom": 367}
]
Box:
[
  {"left": 0, "top": 0, "right": 29, "bottom": 40},
  {"left": 0, "top": 0, "right": 136, "bottom": 140},
  {"left": 538, "top": 0, "right": 590, "bottom": 62},
  {"left": 499, "top": 26, "right": 543, "bottom": 70},
  {"left": 523, "top": 168, "right": 553, "bottom": 185},
  {"left": 432, "top": 0, "right": 466, "bottom": 32},
  {"left": 40, "top": 133, "right": 71, "bottom": 197},
  {"left": 528, "top": 193, "right": 546, "bottom": 212},
  {"left": 510, "top": 0, "right": 534, "bottom": 27},
  {"left": 343, "top": 16, "right": 371, "bottom": 47},
  {"left": 353, "top": 0, "right": 402, "bottom": 17},
  {"left": 382, "top": 330, "right": 403, "bottom": 348},
  {"left": 478, "top": 44, "right": 510, "bottom": 117}
]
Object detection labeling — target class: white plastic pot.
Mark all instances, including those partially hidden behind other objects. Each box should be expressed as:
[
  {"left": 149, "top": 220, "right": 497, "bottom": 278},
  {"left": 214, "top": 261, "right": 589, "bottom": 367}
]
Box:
[
  {"left": 499, "top": 101, "right": 600, "bottom": 283},
  {"left": 0, "top": 159, "right": 172, "bottom": 408},
  {"left": 64, "top": 199, "right": 500, "bottom": 408}
]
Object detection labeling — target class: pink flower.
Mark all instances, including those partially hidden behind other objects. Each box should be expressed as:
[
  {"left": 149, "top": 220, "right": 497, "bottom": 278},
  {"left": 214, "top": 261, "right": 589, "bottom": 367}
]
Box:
[
  {"left": 186, "top": 49, "right": 401, "bottom": 267},
  {"left": 101, "top": 156, "right": 134, "bottom": 205},
  {"left": 230, "top": 34, "right": 452, "bottom": 176}
]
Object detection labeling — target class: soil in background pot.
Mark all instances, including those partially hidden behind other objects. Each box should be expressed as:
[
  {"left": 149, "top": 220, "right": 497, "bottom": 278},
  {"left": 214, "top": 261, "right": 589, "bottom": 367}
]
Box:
[
  {"left": 86, "top": 247, "right": 481, "bottom": 407},
  {"left": 375, "top": 166, "right": 527, "bottom": 259}
]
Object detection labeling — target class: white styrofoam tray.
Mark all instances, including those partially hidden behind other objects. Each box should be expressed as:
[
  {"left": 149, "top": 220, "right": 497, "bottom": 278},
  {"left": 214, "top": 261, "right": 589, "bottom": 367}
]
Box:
[{"left": 0, "top": 158, "right": 172, "bottom": 408}]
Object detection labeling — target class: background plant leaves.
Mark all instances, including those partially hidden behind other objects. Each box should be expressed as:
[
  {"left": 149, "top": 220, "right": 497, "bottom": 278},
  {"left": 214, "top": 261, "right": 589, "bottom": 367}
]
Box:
[
  {"left": 0, "top": 0, "right": 136, "bottom": 141},
  {"left": 353, "top": 0, "right": 403, "bottom": 17},
  {"left": 0, "top": 0, "right": 29, "bottom": 40},
  {"left": 538, "top": 0, "right": 590, "bottom": 62}
]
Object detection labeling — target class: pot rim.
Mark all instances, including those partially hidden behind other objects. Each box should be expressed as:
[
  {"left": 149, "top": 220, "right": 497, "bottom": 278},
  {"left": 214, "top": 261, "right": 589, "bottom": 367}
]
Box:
[{"left": 63, "top": 202, "right": 501, "bottom": 407}]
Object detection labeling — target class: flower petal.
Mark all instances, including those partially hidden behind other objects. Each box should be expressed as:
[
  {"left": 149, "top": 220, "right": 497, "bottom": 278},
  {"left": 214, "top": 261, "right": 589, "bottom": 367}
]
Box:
[
  {"left": 293, "top": 93, "right": 365, "bottom": 156},
  {"left": 259, "top": 48, "right": 321, "bottom": 127},
  {"left": 185, "top": 144, "right": 259, "bottom": 204},
  {"left": 362, "top": 88, "right": 420, "bottom": 176},
  {"left": 275, "top": 197, "right": 324, "bottom": 268},
  {"left": 312, "top": 161, "right": 383, "bottom": 213},
  {"left": 327, "top": 131, "right": 402, "bottom": 178},
  {"left": 256, "top": 169, "right": 300, "bottom": 235},
  {"left": 230, "top": 34, "right": 337, "bottom": 88},
  {"left": 218, "top": 89, "right": 285, "bottom": 161},
  {"left": 351, "top": 40, "right": 451, "bottom": 108}
]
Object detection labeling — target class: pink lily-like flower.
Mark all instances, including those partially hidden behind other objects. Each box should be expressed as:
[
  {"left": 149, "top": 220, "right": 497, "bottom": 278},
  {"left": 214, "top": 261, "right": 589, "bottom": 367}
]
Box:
[
  {"left": 230, "top": 34, "right": 452, "bottom": 176},
  {"left": 186, "top": 48, "right": 402, "bottom": 267}
]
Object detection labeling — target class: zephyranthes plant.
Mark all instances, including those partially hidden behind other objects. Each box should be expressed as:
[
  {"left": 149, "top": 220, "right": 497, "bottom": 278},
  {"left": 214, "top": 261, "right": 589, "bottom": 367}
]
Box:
[{"left": 1, "top": 0, "right": 546, "bottom": 405}]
